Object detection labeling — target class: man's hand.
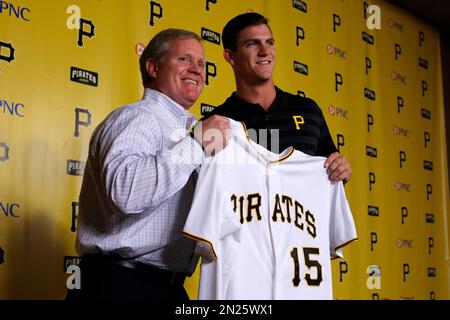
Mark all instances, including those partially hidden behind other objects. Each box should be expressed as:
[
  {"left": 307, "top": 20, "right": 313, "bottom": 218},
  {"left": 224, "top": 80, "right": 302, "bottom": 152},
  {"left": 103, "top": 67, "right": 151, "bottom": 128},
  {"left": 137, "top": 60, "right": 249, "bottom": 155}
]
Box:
[
  {"left": 192, "top": 115, "right": 230, "bottom": 155},
  {"left": 324, "top": 152, "right": 352, "bottom": 184}
]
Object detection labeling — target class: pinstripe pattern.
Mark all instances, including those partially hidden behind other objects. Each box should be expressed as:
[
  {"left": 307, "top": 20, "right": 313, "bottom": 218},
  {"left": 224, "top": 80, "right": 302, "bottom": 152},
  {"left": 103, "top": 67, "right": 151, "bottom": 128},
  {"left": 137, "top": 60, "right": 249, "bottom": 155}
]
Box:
[{"left": 76, "top": 88, "right": 204, "bottom": 274}]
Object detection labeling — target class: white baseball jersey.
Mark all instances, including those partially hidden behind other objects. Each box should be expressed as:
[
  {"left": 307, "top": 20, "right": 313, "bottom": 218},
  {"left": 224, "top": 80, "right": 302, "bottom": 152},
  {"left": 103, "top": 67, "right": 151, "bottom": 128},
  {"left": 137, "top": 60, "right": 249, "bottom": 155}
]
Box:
[{"left": 183, "top": 119, "right": 357, "bottom": 299}]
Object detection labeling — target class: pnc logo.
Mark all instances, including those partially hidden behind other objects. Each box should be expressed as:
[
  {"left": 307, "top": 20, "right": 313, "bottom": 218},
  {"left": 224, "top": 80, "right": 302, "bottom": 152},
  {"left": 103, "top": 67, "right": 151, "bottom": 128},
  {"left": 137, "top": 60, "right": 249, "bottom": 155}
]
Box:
[
  {"left": 329, "top": 105, "right": 349, "bottom": 119},
  {"left": 395, "top": 181, "right": 411, "bottom": 192},
  {"left": 327, "top": 44, "right": 334, "bottom": 55},
  {"left": 396, "top": 239, "right": 413, "bottom": 248},
  {"left": 0, "top": 202, "right": 20, "bottom": 218},
  {"left": 329, "top": 105, "right": 335, "bottom": 115},
  {"left": 327, "top": 44, "right": 347, "bottom": 59},
  {"left": 1, "top": 99, "right": 24, "bottom": 117},
  {"left": 0, "top": 1, "right": 30, "bottom": 21},
  {"left": 391, "top": 71, "right": 407, "bottom": 84},
  {"left": 392, "top": 125, "right": 408, "bottom": 137},
  {"left": 135, "top": 43, "right": 145, "bottom": 56},
  {"left": 387, "top": 18, "right": 404, "bottom": 31}
]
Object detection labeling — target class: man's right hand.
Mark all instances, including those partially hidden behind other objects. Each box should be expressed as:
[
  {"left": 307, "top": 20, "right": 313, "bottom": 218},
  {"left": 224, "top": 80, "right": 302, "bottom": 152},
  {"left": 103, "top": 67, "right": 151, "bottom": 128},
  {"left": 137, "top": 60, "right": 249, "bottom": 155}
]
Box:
[{"left": 192, "top": 115, "right": 230, "bottom": 155}]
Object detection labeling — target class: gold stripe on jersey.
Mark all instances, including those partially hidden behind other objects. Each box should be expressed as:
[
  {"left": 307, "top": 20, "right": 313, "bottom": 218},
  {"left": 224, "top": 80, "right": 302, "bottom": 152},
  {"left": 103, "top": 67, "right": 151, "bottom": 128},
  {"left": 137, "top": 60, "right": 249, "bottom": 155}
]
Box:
[
  {"left": 240, "top": 121, "right": 251, "bottom": 143},
  {"left": 182, "top": 231, "right": 217, "bottom": 260},
  {"left": 270, "top": 148, "right": 295, "bottom": 164},
  {"left": 330, "top": 238, "right": 359, "bottom": 260},
  {"left": 239, "top": 121, "right": 295, "bottom": 164}
]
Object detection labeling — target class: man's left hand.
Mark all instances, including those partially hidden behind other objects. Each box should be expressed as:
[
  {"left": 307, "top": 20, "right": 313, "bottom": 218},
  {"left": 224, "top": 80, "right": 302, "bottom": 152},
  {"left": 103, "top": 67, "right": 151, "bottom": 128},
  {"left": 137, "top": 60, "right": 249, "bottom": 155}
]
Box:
[{"left": 324, "top": 152, "right": 352, "bottom": 184}]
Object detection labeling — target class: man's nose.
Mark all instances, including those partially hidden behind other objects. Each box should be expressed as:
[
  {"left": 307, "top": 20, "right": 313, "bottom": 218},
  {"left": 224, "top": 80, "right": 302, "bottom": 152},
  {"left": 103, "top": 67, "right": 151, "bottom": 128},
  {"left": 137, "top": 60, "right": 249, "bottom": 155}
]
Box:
[
  {"left": 258, "top": 45, "right": 270, "bottom": 56},
  {"left": 189, "top": 63, "right": 202, "bottom": 75}
]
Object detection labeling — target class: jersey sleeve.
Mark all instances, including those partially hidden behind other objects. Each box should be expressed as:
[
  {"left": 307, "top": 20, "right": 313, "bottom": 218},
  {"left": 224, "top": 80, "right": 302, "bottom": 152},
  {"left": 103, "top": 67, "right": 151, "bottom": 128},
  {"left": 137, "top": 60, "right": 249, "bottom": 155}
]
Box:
[
  {"left": 329, "top": 181, "right": 358, "bottom": 259},
  {"left": 182, "top": 158, "right": 241, "bottom": 261}
]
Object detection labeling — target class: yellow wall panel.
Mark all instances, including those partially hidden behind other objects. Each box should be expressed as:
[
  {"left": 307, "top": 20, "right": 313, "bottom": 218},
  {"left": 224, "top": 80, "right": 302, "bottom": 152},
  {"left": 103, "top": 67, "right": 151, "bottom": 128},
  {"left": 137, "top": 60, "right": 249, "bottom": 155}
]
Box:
[{"left": 0, "top": 0, "right": 448, "bottom": 300}]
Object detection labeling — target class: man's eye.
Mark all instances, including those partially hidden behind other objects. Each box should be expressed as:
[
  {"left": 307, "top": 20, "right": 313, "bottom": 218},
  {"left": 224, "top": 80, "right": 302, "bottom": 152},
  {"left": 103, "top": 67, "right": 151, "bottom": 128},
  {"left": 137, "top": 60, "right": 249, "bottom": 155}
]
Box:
[{"left": 179, "top": 57, "right": 189, "bottom": 62}]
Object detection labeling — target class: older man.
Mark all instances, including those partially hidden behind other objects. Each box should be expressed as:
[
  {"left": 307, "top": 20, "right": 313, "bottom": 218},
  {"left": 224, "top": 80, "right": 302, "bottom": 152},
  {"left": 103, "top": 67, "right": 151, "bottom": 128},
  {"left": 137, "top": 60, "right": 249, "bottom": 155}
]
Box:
[{"left": 67, "top": 29, "right": 229, "bottom": 300}]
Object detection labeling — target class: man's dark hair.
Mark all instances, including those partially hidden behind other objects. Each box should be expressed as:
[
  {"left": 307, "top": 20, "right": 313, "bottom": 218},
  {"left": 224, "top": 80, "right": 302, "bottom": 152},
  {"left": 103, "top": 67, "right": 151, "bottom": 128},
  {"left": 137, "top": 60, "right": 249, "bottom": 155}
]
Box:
[{"left": 222, "top": 12, "right": 270, "bottom": 51}]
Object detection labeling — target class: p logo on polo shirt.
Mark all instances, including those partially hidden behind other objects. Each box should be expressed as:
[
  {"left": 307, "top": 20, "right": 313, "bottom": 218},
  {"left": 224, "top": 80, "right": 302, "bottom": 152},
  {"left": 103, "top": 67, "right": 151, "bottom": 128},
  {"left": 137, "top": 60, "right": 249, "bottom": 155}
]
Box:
[{"left": 292, "top": 115, "right": 305, "bottom": 130}]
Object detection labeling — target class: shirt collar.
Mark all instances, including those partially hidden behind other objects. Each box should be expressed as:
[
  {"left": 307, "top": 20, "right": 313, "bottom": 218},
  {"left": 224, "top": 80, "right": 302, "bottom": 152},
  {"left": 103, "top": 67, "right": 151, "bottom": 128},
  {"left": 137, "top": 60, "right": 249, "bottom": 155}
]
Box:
[
  {"left": 230, "top": 119, "right": 294, "bottom": 164},
  {"left": 228, "top": 86, "right": 283, "bottom": 113},
  {"left": 143, "top": 88, "right": 196, "bottom": 131}
]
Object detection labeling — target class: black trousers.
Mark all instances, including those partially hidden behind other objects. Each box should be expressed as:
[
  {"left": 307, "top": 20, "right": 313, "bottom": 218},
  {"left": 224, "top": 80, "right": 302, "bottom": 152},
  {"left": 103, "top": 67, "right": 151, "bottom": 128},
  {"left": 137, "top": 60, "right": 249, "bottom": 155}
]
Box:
[{"left": 65, "top": 255, "right": 189, "bottom": 301}]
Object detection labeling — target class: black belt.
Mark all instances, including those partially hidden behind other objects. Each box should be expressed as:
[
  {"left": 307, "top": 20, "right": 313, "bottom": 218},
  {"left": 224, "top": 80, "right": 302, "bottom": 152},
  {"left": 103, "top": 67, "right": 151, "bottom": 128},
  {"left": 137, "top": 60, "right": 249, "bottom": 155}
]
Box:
[{"left": 81, "top": 255, "right": 186, "bottom": 287}]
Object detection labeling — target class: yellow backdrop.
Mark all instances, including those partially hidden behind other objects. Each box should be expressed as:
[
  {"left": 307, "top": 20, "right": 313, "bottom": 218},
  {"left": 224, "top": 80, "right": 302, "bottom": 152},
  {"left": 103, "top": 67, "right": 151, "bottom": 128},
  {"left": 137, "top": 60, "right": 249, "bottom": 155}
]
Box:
[{"left": 0, "top": 0, "right": 448, "bottom": 299}]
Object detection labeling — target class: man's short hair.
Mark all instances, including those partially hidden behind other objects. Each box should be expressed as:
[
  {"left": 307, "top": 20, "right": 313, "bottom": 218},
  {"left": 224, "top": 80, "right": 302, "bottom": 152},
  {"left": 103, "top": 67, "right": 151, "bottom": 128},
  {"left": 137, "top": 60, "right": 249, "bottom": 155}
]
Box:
[
  {"left": 222, "top": 12, "right": 270, "bottom": 51},
  {"left": 139, "top": 28, "right": 201, "bottom": 87}
]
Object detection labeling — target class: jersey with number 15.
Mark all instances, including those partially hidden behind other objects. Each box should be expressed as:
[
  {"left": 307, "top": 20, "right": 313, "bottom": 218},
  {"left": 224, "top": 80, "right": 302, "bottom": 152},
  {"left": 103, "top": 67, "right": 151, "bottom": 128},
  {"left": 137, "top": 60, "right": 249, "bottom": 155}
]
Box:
[{"left": 183, "top": 119, "right": 357, "bottom": 299}]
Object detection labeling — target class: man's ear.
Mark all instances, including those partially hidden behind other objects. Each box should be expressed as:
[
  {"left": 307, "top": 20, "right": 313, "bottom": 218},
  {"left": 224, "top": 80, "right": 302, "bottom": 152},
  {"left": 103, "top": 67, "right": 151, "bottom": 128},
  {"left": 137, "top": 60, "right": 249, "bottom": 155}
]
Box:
[
  {"left": 146, "top": 59, "right": 158, "bottom": 78},
  {"left": 223, "top": 49, "right": 235, "bottom": 67}
]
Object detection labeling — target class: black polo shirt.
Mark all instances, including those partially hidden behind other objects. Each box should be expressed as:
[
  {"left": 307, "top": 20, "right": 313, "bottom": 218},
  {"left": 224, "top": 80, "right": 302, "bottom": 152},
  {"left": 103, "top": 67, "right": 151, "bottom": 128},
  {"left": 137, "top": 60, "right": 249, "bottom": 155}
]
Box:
[{"left": 205, "top": 87, "right": 338, "bottom": 157}]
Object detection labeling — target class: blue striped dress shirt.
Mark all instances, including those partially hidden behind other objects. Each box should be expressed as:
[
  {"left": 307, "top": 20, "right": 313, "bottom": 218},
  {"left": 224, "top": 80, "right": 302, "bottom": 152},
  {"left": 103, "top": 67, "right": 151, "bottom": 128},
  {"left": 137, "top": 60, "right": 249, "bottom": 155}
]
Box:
[{"left": 76, "top": 88, "right": 204, "bottom": 274}]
